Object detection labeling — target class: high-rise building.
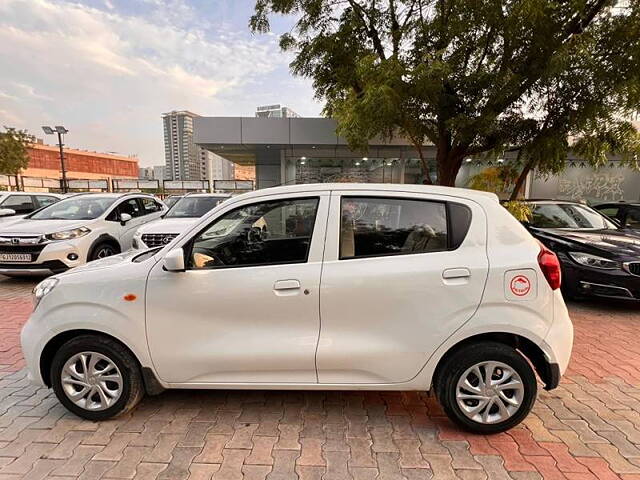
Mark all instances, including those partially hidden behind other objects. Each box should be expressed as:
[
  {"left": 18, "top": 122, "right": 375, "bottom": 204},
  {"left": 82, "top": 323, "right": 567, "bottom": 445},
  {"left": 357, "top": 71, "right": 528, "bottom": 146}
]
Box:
[
  {"left": 162, "top": 110, "right": 202, "bottom": 181},
  {"left": 163, "top": 110, "right": 235, "bottom": 182},
  {"left": 255, "top": 104, "right": 300, "bottom": 118},
  {"left": 200, "top": 149, "right": 235, "bottom": 184}
]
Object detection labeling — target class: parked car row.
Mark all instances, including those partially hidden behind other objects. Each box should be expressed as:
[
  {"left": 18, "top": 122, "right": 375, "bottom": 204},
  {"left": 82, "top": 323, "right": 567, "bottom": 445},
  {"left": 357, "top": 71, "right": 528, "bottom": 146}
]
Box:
[{"left": 0, "top": 192, "right": 229, "bottom": 276}]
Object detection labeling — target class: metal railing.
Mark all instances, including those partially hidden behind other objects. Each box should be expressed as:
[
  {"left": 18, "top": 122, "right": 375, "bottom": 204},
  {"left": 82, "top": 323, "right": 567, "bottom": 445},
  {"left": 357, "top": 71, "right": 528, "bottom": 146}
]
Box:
[{"left": 0, "top": 175, "right": 255, "bottom": 194}]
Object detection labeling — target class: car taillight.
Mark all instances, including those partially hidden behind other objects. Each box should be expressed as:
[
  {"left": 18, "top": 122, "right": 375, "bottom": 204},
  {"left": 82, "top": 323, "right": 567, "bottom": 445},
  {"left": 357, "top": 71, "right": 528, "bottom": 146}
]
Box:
[{"left": 537, "top": 241, "right": 561, "bottom": 290}]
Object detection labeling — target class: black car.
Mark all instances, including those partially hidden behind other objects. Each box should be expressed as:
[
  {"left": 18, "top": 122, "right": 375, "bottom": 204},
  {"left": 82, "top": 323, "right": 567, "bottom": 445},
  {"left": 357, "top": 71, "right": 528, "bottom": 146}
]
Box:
[
  {"left": 523, "top": 200, "right": 640, "bottom": 301},
  {"left": 593, "top": 202, "right": 640, "bottom": 233}
]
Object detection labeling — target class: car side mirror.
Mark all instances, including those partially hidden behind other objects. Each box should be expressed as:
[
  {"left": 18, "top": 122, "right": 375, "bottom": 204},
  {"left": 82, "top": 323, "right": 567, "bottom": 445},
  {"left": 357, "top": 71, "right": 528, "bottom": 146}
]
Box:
[
  {"left": 0, "top": 208, "right": 16, "bottom": 217},
  {"left": 120, "top": 213, "right": 132, "bottom": 225},
  {"left": 163, "top": 247, "right": 185, "bottom": 272}
]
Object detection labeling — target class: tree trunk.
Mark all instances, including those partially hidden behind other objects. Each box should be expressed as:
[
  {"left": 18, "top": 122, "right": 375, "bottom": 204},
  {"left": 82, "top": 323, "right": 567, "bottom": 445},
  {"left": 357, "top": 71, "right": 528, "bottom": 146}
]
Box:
[
  {"left": 415, "top": 142, "right": 432, "bottom": 185},
  {"left": 509, "top": 161, "right": 534, "bottom": 201},
  {"left": 436, "top": 146, "right": 466, "bottom": 186}
]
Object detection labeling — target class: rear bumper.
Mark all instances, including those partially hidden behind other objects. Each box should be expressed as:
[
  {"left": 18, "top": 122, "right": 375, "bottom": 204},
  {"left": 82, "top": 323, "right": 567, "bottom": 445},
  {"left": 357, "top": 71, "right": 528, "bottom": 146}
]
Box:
[{"left": 539, "top": 290, "right": 574, "bottom": 386}]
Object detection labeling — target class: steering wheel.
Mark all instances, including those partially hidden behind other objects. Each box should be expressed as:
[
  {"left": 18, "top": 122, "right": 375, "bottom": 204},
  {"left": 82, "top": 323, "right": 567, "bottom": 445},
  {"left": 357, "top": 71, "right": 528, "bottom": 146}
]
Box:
[{"left": 247, "top": 226, "right": 263, "bottom": 243}]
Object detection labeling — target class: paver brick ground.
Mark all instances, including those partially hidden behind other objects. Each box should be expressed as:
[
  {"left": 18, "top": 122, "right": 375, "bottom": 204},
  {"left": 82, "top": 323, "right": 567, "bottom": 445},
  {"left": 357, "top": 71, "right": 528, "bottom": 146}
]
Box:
[{"left": 0, "top": 275, "right": 639, "bottom": 479}]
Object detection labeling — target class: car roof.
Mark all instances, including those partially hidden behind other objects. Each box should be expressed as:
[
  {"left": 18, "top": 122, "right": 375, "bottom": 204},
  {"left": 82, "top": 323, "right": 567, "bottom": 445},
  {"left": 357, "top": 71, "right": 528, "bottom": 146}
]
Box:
[
  {"left": 525, "top": 199, "right": 587, "bottom": 205},
  {"left": 68, "top": 192, "right": 155, "bottom": 199},
  {"left": 594, "top": 201, "right": 640, "bottom": 207},
  {"left": 232, "top": 183, "right": 499, "bottom": 202},
  {"left": 0, "top": 191, "right": 62, "bottom": 197},
  {"left": 183, "top": 192, "right": 231, "bottom": 198}
]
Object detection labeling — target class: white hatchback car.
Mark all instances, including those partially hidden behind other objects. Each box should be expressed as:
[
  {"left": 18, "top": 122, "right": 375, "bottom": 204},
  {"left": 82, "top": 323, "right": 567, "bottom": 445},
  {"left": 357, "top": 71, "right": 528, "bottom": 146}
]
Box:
[
  {"left": 21, "top": 184, "right": 573, "bottom": 433},
  {"left": 0, "top": 193, "right": 166, "bottom": 276},
  {"left": 132, "top": 193, "right": 230, "bottom": 249}
]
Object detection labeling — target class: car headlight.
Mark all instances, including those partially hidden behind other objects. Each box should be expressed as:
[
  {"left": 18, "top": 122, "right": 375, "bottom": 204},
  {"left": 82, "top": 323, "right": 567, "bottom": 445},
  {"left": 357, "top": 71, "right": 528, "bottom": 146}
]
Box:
[
  {"left": 568, "top": 252, "right": 618, "bottom": 270},
  {"left": 32, "top": 278, "right": 59, "bottom": 309},
  {"left": 46, "top": 227, "right": 91, "bottom": 241}
]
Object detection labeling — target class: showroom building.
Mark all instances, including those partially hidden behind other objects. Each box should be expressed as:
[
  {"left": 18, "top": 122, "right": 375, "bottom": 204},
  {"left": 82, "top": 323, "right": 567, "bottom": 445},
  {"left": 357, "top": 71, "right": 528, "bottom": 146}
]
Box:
[{"left": 194, "top": 116, "right": 640, "bottom": 202}]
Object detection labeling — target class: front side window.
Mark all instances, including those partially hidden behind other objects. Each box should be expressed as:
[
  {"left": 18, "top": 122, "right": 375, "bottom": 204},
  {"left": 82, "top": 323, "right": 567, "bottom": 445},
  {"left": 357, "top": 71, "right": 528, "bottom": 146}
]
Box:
[
  {"left": 340, "top": 197, "right": 448, "bottom": 259},
  {"left": 29, "top": 196, "right": 116, "bottom": 220},
  {"left": 119, "top": 199, "right": 142, "bottom": 218},
  {"left": 626, "top": 208, "right": 640, "bottom": 229},
  {"left": 189, "top": 197, "right": 319, "bottom": 269},
  {"left": 2, "top": 195, "right": 34, "bottom": 213}
]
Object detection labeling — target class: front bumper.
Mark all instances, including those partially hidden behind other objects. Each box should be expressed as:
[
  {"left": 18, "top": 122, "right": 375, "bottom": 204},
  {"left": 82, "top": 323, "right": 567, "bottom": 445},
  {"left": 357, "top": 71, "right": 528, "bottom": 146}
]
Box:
[
  {"left": 0, "top": 240, "right": 85, "bottom": 276},
  {"left": 559, "top": 254, "right": 640, "bottom": 300}
]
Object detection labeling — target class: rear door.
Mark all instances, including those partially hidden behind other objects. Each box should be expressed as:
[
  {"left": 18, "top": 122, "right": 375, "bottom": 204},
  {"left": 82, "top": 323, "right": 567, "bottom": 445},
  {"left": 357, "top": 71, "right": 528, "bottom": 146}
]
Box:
[{"left": 317, "top": 190, "right": 488, "bottom": 384}]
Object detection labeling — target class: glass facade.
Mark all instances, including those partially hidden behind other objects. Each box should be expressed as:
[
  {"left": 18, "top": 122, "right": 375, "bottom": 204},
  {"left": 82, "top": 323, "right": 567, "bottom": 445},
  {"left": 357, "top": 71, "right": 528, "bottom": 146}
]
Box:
[{"left": 284, "top": 156, "right": 430, "bottom": 185}]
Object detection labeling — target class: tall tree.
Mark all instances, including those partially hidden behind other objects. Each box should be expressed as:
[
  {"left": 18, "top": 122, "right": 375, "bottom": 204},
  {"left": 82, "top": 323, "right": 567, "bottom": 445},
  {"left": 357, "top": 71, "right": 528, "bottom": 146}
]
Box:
[
  {"left": 251, "top": 0, "right": 640, "bottom": 186},
  {"left": 0, "top": 127, "right": 32, "bottom": 176}
]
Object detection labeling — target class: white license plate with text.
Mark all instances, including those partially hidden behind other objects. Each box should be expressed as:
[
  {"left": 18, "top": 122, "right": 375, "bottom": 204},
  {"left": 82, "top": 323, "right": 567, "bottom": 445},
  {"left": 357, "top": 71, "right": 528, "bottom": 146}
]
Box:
[{"left": 0, "top": 253, "right": 31, "bottom": 262}]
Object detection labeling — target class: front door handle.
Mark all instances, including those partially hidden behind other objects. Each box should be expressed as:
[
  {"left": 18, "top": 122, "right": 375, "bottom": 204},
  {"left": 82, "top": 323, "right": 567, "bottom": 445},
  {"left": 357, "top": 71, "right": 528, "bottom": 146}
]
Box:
[
  {"left": 442, "top": 268, "right": 471, "bottom": 279},
  {"left": 274, "top": 279, "right": 301, "bottom": 290}
]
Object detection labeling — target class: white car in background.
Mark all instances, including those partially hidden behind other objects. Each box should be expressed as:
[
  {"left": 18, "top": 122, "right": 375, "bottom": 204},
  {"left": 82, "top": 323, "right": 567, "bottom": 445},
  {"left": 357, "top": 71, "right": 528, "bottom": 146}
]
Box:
[
  {"left": 21, "top": 184, "right": 573, "bottom": 434},
  {"left": 133, "top": 193, "right": 230, "bottom": 249},
  {"left": 0, "top": 193, "right": 165, "bottom": 276},
  {"left": 0, "top": 192, "right": 63, "bottom": 224}
]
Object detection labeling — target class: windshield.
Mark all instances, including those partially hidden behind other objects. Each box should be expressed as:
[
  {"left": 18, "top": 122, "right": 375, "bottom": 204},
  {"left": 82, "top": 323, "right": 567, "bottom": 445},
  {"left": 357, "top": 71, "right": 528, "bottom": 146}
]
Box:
[
  {"left": 29, "top": 196, "right": 117, "bottom": 220},
  {"left": 530, "top": 203, "right": 617, "bottom": 230},
  {"left": 163, "top": 196, "right": 181, "bottom": 209},
  {"left": 165, "top": 196, "right": 225, "bottom": 218}
]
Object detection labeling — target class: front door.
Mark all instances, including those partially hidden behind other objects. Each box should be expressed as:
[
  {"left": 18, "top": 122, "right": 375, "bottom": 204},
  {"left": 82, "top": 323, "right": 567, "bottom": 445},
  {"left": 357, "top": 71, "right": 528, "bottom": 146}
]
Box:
[
  {"left": 317, "top": 191, "right": 489, "bottom": 384},
  {"left": 146, "top": 193, "right": 328, "bottom": 384}
]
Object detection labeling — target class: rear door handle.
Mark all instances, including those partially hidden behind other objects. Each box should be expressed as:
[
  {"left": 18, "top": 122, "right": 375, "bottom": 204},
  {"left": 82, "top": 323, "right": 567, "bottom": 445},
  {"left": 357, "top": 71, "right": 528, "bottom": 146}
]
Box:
[
  {"left": 442, "top": 268, "right": 471, "bottom": 279},
  {"left": 274, "top": 279, "right": 301, "bottom": 290}
]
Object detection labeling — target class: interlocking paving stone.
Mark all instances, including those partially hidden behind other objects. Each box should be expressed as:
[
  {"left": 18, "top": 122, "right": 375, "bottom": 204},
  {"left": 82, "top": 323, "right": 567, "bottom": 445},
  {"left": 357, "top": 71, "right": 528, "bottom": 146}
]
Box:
[{"left": 3, "top": 277, "right": 640, "bottom": 479}]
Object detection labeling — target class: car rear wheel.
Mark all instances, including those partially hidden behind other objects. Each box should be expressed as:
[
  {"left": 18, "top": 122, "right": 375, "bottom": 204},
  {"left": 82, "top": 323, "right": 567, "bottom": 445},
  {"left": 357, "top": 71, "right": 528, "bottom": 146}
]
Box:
[
  {"left": 50, "top": 335, "right": 144, "bottom": 420},
  {"left": 436, "top": 342, "right": 537, "bottom": 434}
]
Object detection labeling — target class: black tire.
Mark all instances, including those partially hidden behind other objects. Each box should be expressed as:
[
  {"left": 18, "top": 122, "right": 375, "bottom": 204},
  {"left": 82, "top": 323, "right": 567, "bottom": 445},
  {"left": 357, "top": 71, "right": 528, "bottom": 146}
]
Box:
[
  {"left": 435, "top": 342, "right": 537, "bottom": 434},
  {"left": 88, "top": 242, "right": 118, "bottom": 261},
  {"left": 50, "top": 335, "right": 144, "bottom": 421}
]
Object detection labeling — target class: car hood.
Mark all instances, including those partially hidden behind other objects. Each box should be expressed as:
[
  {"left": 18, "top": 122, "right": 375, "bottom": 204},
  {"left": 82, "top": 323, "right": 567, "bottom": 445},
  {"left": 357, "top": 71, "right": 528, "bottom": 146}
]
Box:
[
  {"left": 136, "top": 217, "right": 199, "bottom": 235},
  {"left": 0, "top": 214, "right": 26, "bottom": 226},
  {"left": 60, "top": 249, "right": 146, "bottom": 276},
  {"left": 532, "top": 227, "right": 640, "bottom": 258},
  {"left": 0, "top": 219, "right": 90, "bottom": 235}
]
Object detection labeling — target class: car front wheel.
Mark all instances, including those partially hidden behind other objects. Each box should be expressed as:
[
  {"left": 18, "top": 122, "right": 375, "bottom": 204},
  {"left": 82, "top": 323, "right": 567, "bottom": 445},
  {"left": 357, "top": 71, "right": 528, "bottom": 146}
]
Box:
[
  {"left": 50, "top": 335, "right": 144, "bottom": 420},
  {"left": 436, "top": 342, "right": 537, "bottom": 434}
]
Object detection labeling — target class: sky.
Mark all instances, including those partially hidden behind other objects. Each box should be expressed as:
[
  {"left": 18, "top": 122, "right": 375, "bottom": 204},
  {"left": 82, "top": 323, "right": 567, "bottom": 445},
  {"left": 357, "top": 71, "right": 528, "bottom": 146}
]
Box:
[{"left": 0, "top": 0, "right": 321, "bottom": 167}]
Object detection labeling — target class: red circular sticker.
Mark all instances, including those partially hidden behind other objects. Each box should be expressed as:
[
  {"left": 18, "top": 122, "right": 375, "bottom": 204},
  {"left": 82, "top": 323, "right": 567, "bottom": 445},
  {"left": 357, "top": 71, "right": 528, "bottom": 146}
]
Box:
[{"left": 510, "top": 275, "right": 531, "bottom": 296}]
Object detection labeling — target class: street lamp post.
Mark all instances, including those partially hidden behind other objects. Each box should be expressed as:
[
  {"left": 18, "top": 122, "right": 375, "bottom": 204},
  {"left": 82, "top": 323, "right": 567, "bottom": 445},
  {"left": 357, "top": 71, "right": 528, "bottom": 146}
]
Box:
[{"left": 41, "top": 125, "right": 69, "bottom": 193}]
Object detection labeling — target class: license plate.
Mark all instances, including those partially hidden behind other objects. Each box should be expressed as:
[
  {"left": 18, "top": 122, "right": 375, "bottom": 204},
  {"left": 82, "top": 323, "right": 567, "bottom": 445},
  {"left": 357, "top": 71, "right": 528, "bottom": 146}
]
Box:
[{"left": 0, "top": 253, "right": 31, "bottom": 262}]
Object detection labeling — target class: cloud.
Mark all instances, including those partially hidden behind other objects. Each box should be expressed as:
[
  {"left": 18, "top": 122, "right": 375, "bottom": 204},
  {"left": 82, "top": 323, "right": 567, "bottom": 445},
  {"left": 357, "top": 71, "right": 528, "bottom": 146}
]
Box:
[{"left": 0, "top": 0, "right": 317, "bottom": 166}]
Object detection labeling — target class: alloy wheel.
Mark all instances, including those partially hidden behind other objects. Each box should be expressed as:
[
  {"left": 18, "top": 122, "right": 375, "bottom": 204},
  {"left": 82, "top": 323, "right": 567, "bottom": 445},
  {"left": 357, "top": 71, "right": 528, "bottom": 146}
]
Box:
[
  {"left": 455, "top": 360, "right": 524, "bottom": 424},
  {"left": 96, "top": 246, "right": 115, "bottom": 258},
  {"left": 60, "top": 351, "right": 123, "bottom": 411}
]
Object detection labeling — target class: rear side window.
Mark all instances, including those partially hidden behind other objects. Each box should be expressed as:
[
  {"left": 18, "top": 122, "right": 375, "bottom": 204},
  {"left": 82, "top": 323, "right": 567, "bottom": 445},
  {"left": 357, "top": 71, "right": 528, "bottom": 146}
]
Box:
[
  {"left": 340, "top": 197, "right": 449, "bottom": 259},
  {"left": 35, "top": 195, "right": 59, "bottom": 208},
  {"left": 140, "top": 197, "right": 161, "bottom": 214}
]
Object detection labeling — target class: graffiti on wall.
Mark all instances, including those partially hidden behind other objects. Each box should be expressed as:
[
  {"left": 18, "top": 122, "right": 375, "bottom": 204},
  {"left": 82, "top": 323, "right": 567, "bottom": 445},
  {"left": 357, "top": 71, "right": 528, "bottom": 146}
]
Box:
[{"left": 558, "top": 174, "right": 625, "bottom": 201}]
